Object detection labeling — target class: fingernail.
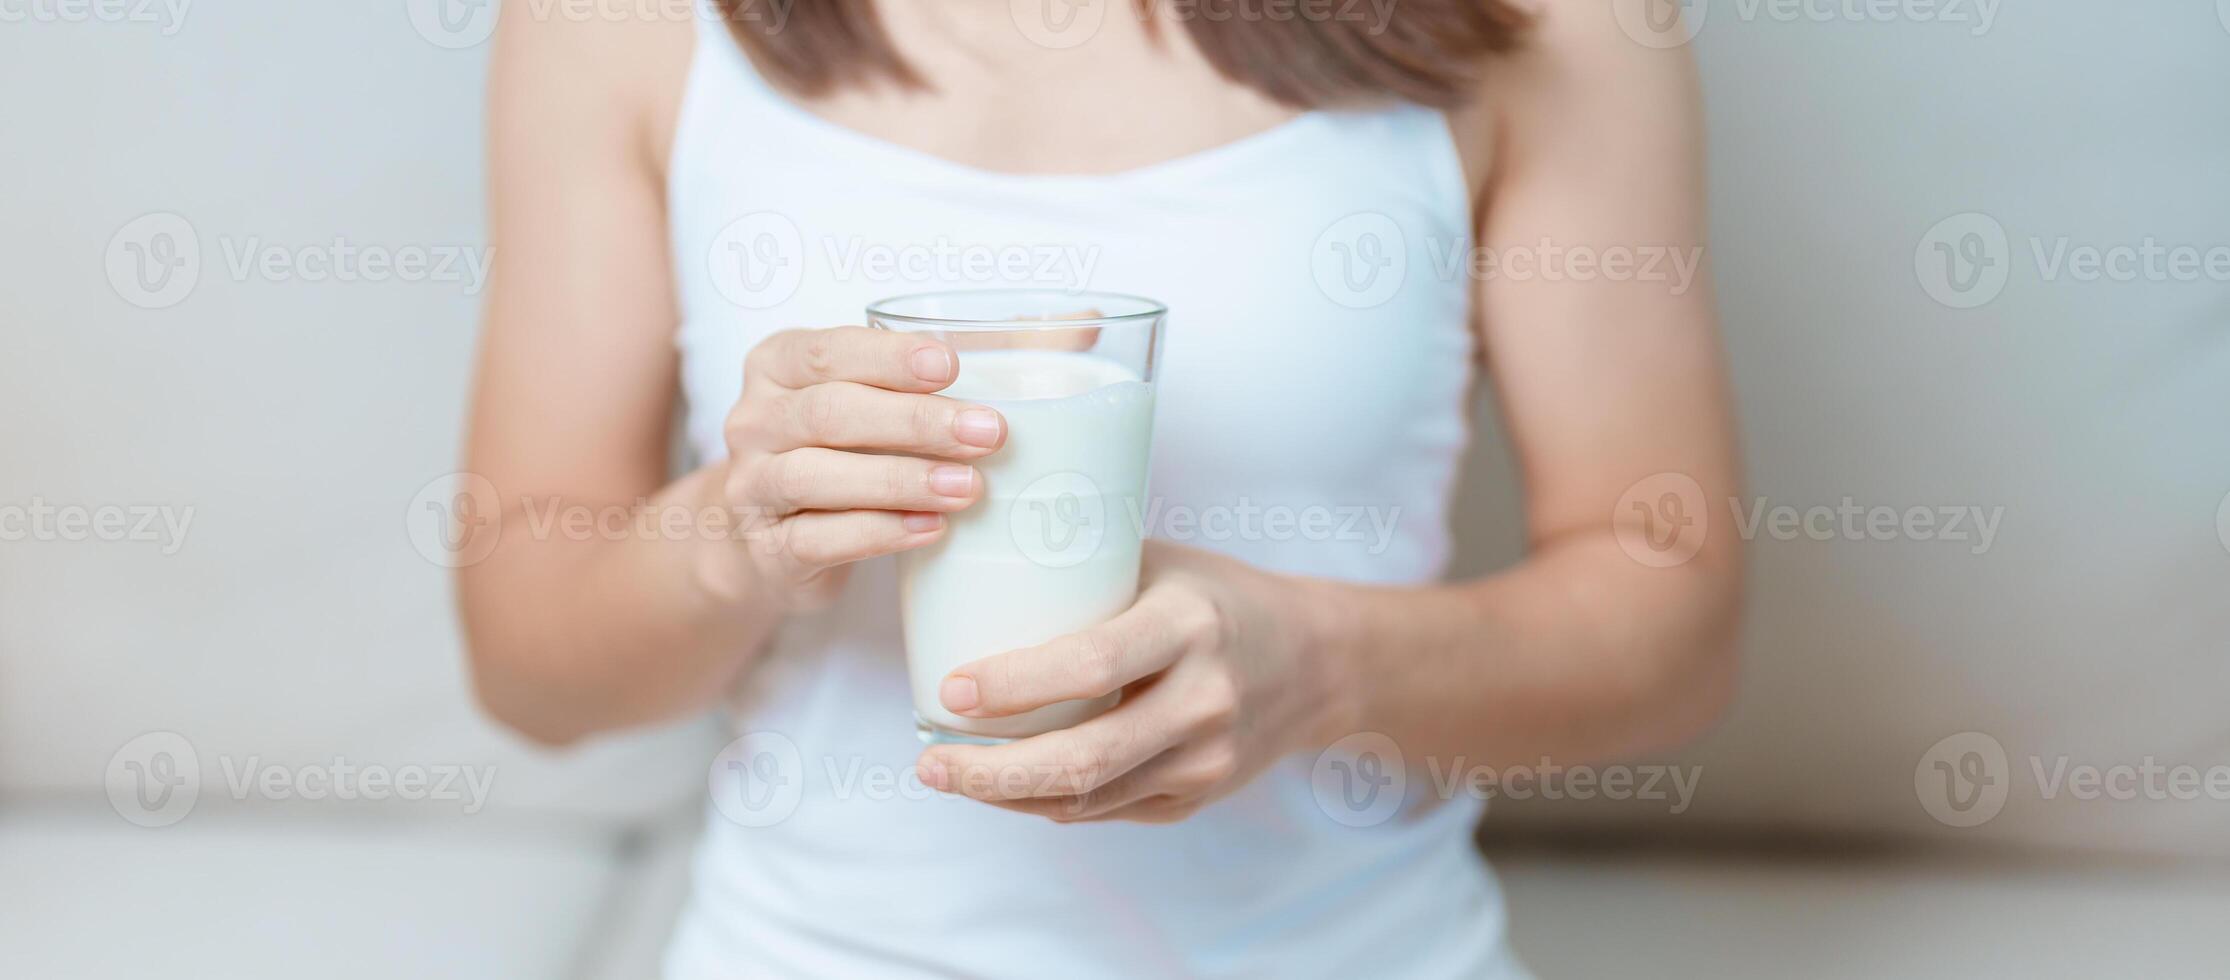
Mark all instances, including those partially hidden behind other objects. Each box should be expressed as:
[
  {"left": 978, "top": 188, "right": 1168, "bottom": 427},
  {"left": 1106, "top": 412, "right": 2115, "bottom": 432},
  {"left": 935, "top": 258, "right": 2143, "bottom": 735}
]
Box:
[
  {"left": 955, "top": 408, "right": 1004, "bottom": 448},
  {"left": 940, "top": 674, "right": 979, "bottom": 712},
  {"left": 928, "top": 464, "right": 976, "bottom": 497},
  {"left": 910, "top": 347, "right": 954, "bottom": 383},
  {"left": 919, "top": 757, "right": 950, "bottom": 792},
  {"left": 902, "top": 512, "right": 944, "bottom": 533}
]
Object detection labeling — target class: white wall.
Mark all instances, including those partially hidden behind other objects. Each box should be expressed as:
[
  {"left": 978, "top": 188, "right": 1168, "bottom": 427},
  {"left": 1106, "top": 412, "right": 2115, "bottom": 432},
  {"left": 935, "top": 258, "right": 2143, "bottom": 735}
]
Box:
[{"left": 0, "top": 4, "right": 719, "bottom": 826}]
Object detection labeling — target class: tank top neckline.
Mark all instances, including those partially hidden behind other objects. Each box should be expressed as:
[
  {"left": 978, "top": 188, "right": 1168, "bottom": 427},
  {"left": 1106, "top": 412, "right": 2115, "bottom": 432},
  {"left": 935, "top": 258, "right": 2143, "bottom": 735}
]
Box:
[{"left": 709, "top": 36, "right": 1358, "bottom": 188}]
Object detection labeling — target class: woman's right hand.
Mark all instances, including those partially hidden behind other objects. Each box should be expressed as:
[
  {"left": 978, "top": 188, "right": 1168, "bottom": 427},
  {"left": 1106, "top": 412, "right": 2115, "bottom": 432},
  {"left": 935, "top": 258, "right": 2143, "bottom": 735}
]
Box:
[{"left": 703, "top": 326, "right": 1006, "bottom": 612}]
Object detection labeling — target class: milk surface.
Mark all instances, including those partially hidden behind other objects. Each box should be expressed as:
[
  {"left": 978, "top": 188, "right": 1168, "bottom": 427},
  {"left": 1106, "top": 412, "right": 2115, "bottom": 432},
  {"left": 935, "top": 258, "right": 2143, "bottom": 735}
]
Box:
[{"left": 901, "top": 349, "right": 1155, "bottom": 740}]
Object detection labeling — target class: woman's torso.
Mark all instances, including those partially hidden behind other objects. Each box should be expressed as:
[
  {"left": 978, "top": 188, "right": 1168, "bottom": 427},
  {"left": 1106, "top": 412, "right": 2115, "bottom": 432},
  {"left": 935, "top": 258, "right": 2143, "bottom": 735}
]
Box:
[{"left": 659, "top": 5, "right": 1519, "bottom": 976}]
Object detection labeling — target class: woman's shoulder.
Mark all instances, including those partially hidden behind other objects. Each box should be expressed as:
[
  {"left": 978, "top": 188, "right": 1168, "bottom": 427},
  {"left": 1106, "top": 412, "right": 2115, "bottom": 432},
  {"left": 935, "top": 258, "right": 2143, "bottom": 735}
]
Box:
[
  {"left": 489, "top": 0, "right": 697, "bottom": 178},
  {"left": 1451, "top": 0, "right": 1703, "bottom": 201}
]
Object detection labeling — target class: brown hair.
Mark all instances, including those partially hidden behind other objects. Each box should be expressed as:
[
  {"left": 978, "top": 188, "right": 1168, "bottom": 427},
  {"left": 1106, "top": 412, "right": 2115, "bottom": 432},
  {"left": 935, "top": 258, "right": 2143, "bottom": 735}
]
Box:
[{"left": 716, "top": 0, "right": 1530, "bottom": 109}]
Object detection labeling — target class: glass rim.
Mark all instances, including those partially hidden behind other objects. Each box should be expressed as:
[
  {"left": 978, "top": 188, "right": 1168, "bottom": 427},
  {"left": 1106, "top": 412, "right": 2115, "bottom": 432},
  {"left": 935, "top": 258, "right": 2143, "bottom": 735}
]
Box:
[{"left": 866, "top": 289, "right": 1167, "bottom": 332}]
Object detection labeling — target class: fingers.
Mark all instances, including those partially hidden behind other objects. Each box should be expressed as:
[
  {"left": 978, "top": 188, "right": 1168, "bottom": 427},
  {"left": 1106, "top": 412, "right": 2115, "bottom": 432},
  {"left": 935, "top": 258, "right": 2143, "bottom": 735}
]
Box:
[
  {"left": 744, "top": 448, "right": 980, "bottom": 516},
  {"left": 759, "top": 508, "right": 945, "bottom": 575},
  {"left": 747, "top": 326, "right": 957, "bottom": 393},
  {"left": 918, "top": 690, "right": 1181, "bottom": 802},
  {"left": 758, "top": 383, "right": 1006, "bottom": 458},
  {"left": 985, "top": 747, "right": 1182, "bottom": 822},
  {"left": 956, "top": 324, "right": 1100, "bottom": 353},
  {"left": 978, "top": 718, "right": 1243, "bottom": 822},
  {"left": 728, "top": 329, "right": 1005, "bottom": 460},
  {"left": 1085, "top": 797, "right": 1196, "bottom": 824},
  {"left": 941, "top": 584, "right": 1202, "bottom": 719}
]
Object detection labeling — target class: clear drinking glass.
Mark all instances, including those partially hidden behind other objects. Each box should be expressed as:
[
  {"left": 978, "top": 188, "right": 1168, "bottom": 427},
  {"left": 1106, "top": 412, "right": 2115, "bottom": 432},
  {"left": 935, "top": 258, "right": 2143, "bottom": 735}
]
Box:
[{"left": 867, "top": 290, "right": 1168, "bottom": 744}]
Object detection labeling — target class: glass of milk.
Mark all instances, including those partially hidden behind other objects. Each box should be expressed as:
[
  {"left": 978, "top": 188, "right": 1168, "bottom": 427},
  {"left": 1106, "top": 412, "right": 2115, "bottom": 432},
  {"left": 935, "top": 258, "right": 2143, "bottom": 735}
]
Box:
[{"left": 868, "top": 290, "right": 1166, "bottom": 744}]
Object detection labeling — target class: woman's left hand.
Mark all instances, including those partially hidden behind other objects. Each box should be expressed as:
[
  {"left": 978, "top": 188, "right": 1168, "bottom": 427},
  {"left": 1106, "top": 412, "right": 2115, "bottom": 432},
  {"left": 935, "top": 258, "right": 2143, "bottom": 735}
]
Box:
[{"left": 915, "top": 540, "right": 1348, "bottom": 823}]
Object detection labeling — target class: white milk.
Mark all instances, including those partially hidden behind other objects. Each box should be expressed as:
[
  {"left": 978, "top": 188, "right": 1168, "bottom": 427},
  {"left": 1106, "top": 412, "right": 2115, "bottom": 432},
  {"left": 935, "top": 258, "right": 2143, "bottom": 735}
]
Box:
[{"left": 900, "top": 349, "right": 1155, "bottom": 740}]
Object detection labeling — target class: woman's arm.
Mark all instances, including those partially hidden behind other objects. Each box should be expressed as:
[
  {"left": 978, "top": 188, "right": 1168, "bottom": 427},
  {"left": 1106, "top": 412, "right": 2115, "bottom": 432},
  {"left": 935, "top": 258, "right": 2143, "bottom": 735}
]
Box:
[
  {"left": 461, "top": 9, "right": 1006, "bottom": 746},
  {"left": 459, "top": 9, "right": 763, "bottom": 744},
  {"left": 1310, "top": 1, "right": 1742, "bottom": 765},
  {"left": 917, "top": 6, "right": 1739, "bottom": 819}
]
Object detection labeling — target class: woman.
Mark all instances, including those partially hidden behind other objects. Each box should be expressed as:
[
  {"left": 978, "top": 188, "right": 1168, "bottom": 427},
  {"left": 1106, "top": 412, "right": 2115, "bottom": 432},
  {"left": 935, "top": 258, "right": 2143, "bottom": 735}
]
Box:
[{"left": 461, "top": 0, "right": 1741, "bottom": 975}]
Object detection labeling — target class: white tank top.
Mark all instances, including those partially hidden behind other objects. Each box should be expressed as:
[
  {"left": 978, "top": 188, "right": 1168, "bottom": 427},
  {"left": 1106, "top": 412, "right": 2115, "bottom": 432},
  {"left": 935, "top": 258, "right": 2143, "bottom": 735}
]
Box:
[{"left": 663, "top": 12, "right": 1523, "bottom": 979}]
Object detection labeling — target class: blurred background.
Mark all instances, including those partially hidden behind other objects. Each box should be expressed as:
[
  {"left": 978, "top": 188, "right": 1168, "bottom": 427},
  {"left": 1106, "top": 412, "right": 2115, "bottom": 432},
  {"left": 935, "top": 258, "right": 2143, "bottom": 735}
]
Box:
[{"left": 3, "top": 2, "right": 2227, "bottom": 978}]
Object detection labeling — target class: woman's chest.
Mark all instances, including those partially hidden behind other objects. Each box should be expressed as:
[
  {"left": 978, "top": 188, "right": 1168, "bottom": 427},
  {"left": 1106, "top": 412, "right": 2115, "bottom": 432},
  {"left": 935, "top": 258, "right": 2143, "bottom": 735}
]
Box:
[
  {"left": 784, "top": 6, "right": 1300, "bottom": 177},
  {"left": 669, "top": 76, "right": 1479, "bottom": 505}
]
